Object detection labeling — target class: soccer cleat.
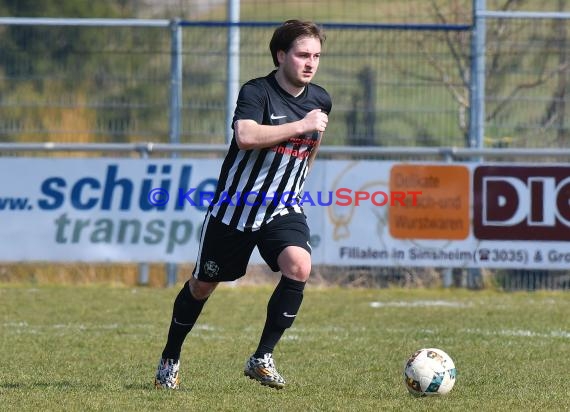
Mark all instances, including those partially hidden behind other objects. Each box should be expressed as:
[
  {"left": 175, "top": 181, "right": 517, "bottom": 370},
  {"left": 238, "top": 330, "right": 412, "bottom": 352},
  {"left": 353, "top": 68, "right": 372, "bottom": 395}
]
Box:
[
  {"left": 244, "top": 353, "right": 286, "bottom": 389},
  {"left": 154, "top": 358, "right": 180, "bottom": 389}
]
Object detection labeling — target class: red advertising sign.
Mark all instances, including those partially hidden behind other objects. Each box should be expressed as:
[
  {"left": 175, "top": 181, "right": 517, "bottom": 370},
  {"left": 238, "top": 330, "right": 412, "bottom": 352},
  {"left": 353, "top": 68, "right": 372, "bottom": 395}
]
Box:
[{"left": 473, "top": 166, "right": 570, "bottom": 241}]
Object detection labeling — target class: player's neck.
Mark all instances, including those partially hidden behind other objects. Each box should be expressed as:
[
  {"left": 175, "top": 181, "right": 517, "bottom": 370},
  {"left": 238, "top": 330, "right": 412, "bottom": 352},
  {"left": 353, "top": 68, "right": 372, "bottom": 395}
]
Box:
[{"left": 274, "top": 70, "right": 305, "bottom": 97}]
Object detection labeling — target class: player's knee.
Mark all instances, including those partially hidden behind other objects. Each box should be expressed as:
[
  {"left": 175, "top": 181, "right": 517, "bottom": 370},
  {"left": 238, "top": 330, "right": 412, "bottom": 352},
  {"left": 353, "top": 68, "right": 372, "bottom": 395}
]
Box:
[
  {"left": 283, "top": 262, "right": 311, "bottom": 282},
  {"left": 189, "top": 277, "right": 217, "bottom": 300},
  {"left": 278, "top": 247, "right": 312, "bottom": 282}
]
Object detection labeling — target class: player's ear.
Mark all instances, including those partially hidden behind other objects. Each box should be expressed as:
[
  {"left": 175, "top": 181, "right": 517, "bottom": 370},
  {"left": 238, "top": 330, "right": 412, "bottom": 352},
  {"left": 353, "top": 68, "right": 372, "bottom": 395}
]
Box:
[{"left": 276, "top": 50, "right": 286, "bottom": 66}]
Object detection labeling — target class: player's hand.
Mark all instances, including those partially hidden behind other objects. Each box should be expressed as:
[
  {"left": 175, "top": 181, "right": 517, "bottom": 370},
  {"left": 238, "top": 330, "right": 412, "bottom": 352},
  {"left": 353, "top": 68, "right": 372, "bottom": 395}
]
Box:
[{"left": 302, "top": 109, "right": 328, "bottom": 133}]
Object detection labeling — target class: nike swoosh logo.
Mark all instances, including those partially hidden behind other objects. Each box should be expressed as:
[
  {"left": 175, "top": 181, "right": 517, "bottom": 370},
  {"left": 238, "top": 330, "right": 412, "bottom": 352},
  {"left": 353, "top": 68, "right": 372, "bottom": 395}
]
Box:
[
  {"left": 306, "top": 241, "right": 312, "bottom": 251},
  {"left": 283, "top": 312, "right": 297, "bottom": 318},
  {"left": 271, "top": 114, "right": 287, "bottom": 120}
]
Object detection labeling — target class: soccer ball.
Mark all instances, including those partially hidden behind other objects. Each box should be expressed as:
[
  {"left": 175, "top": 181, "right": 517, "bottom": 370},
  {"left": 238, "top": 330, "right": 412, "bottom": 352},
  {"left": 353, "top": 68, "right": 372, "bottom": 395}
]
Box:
[{"left": 403, "top": 348, "right": 457, "bottom": 396}]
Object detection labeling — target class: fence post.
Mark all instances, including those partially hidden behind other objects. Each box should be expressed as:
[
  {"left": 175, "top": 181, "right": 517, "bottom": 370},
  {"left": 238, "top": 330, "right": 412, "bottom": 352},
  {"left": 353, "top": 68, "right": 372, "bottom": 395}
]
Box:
[
  {"left": 468, "top": 0, "right": 486, "bottom": 289},
  {"left": 470, "top": 0, "right": 486, "bottom": 151},
  {"left": 166, "top": 18, "right": 183, "bottom": 287},
  {"left": 442, "top": 150, "right": 454, "bottom": 288},
  {"left": 137, "top": 145, "right": 151, "bottom": 286},
  {"left": 169, "top": 18, "right": 182, "bottom": 148},
  {"left": 225, "top": 0, "right": 240, "bottom": 144},
  {"left": 138, "top": 262, "right": 150, "bottom": 286}
]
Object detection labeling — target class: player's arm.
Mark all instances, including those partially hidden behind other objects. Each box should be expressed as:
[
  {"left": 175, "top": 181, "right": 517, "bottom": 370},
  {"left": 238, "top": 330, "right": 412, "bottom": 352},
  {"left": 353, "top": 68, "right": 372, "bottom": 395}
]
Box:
[
  {"left": 235, "top": 109, "right": 328, "bottom": 150},
  {"left": 306, "top": 131, "right": 323, "bottom": 172}
]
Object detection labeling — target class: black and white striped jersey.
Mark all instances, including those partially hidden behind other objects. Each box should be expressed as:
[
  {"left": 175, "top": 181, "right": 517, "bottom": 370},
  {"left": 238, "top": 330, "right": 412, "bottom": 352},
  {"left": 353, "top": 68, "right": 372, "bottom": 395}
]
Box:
[{"left": 209, "top": 71, "right": 332, "bottom": 231}]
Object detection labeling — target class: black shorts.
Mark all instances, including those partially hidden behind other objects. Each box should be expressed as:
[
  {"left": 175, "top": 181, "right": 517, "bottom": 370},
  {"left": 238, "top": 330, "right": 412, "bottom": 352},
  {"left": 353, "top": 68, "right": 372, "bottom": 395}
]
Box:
[{"left": 192, "top": 211, "right": 311, "bottom": 282}]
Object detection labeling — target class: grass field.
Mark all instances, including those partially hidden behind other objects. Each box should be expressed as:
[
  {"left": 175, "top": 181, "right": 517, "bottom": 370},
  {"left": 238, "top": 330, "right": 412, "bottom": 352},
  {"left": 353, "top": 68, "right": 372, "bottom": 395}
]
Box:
[{"left": 1, "top": 284, "right": 569, "bottom": 411}]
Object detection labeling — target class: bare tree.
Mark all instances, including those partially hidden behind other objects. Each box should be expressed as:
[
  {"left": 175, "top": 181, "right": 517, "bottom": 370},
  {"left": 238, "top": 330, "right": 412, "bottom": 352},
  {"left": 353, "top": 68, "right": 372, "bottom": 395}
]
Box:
[
  {"left": 388, "top": 0, "right": 569, "bottom": 147},
  {"left": 540, "top": 0, "right": 568, "bottom": 144}
]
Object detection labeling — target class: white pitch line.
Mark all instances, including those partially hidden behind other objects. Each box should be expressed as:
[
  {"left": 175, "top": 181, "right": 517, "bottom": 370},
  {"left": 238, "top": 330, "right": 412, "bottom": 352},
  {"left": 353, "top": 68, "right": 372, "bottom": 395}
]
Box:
[
  {"left": 369, "top": 300, "right": 471, "bottom": 308},
  {"left": 462, "top": 327, "right": 570, "bottom": 339}
]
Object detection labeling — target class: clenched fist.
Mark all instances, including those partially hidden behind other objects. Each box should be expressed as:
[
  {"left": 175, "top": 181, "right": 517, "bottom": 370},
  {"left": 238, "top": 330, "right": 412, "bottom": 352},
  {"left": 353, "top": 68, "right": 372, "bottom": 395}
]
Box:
[{"left": 302, "top": 109, "right": 328, "bottom": 133}]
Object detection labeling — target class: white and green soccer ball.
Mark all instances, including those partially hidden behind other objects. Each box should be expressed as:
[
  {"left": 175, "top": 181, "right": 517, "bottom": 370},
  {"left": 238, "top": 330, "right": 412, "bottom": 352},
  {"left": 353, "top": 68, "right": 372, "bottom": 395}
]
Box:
[{"left": 403, "top": 348, "right": 457, "bottom": 396}]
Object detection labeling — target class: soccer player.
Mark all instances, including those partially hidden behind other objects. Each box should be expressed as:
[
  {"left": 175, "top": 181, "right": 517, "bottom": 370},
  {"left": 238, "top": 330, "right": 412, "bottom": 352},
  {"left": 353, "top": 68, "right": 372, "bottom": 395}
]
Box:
[{"left": 155, "top": 19, "right": 331, "bottom": 390}]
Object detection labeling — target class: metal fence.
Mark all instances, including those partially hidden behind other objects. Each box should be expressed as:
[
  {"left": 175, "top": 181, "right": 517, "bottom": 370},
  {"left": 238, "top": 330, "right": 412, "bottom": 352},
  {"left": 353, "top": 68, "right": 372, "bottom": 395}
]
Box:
[
  {"left": 1, "top": 4, "right": 568, "bottom": 150},
  {"left": 0, "top": 18, "right": 474, "bottom": 148},
  {"left": 481, "top": 9, "right": 570, "bottom": 149}
]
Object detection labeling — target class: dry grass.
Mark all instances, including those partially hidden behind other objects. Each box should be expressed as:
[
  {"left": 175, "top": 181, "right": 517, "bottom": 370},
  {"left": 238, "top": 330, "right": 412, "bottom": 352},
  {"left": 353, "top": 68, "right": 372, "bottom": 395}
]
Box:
[{"left": 0, "top": 262, "right": 477, "bottom": 289}]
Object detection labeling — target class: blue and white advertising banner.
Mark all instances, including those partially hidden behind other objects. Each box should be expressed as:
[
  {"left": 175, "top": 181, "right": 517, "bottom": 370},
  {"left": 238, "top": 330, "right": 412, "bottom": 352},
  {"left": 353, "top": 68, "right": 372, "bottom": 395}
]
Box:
[
  {"left": 1, "top": 158, "right": 569, "bottom": 269},
  {"left": 0, "top": 158, "right": 217, "bottom": 263}
]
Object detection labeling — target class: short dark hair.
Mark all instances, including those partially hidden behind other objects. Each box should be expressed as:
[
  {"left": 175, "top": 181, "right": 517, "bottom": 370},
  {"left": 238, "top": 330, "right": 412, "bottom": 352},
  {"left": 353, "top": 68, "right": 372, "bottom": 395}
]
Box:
[{"left": 269, "top": 20, "right": 326, "bottom": 67}]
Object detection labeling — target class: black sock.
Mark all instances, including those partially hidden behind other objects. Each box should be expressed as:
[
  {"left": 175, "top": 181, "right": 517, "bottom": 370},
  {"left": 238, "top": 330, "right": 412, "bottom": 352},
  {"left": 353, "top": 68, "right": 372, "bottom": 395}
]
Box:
[
  {"left": 254, "top": 276, "right": 306, "bottom": 358},
  {"left": 161, "top": 280, "right": 208, "bottom": 360}
]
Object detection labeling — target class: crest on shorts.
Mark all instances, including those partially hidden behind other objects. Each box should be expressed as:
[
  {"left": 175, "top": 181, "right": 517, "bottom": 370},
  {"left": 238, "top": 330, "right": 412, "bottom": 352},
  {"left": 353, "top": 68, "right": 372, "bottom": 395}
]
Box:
[{"left": 203, "top": 260, "right": 220, "bottom": 278}]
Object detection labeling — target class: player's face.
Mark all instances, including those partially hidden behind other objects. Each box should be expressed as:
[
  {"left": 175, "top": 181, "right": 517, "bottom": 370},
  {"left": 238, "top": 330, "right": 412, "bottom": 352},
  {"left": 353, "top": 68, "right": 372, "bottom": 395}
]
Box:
[{"left": 278, "top": 36, "right": 321, "bottom": 88}]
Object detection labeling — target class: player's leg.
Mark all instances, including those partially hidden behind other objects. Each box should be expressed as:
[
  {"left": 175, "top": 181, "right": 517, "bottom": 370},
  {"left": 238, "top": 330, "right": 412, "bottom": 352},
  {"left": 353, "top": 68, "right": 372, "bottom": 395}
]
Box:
[
  {"left": 155, "top": 277, "right": 218, "bottom": 389},
  {"left": 255, "top": 245, "right": 310, "bottom": 355},
  {"left": 245, "top": 213, "right": 312, "bottom": 389},
  {"left": 155, "top": 212, "right": 255, "bottom": 389}
]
